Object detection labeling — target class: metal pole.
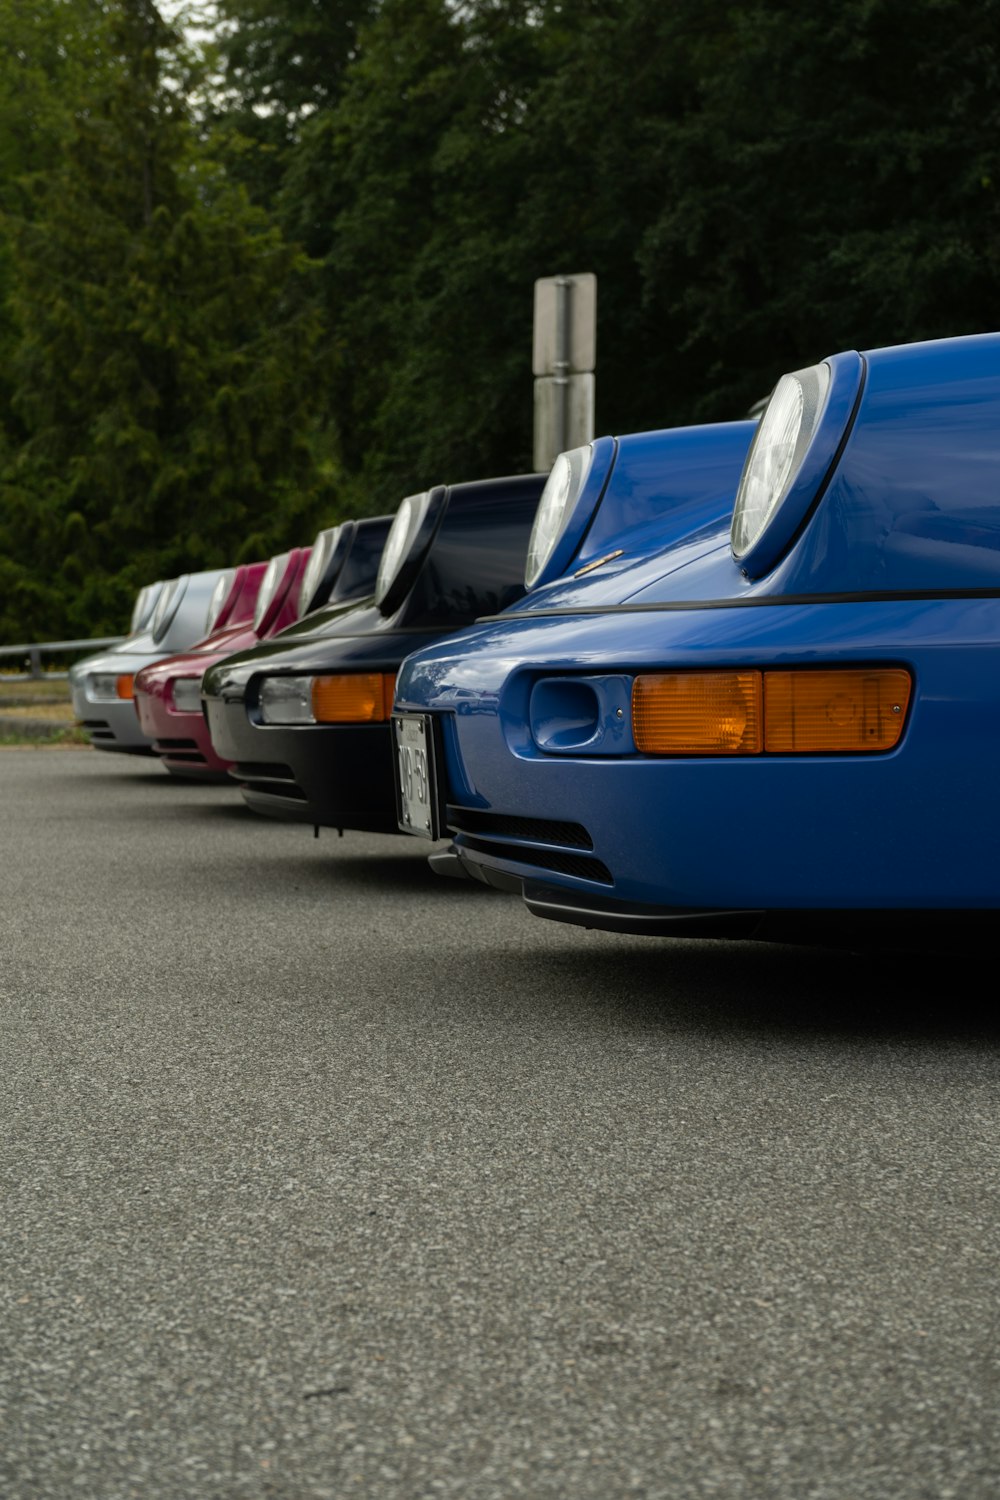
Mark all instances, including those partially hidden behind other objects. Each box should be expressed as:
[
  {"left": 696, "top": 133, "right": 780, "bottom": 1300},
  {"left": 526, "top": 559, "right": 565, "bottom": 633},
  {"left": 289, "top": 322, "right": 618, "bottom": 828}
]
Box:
[{"left": 553, "top": 275, "right": 571, "bottom": 455}]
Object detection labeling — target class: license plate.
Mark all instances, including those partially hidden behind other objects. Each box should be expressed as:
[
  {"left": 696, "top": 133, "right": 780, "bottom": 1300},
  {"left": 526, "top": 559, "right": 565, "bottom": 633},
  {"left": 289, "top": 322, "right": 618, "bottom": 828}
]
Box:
[{"left": 393, "top": 714, "right": 441, "bottom": 839}]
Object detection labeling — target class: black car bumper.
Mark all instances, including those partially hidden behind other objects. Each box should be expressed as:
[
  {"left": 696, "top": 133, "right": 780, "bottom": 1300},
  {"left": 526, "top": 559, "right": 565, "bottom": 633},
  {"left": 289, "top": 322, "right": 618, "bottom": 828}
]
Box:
[{"left": 203, "top": 695, "right": 398, "bottom": 833}]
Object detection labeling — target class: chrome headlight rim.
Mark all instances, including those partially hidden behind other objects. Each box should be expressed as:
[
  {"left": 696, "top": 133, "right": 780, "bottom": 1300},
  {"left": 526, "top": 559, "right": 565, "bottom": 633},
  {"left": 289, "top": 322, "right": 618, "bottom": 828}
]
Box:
[
  {"left": 375, "top": 487, "right": 447, "bottom": 616},
  {"left": 299, "top": 525, "right": 348, "bottom": 616},
  {"left": 525, "top": 437, "right": 615, "bottom": 590},
  {"left": 731, "top": 350, "right": 865, "bottom": 578}
]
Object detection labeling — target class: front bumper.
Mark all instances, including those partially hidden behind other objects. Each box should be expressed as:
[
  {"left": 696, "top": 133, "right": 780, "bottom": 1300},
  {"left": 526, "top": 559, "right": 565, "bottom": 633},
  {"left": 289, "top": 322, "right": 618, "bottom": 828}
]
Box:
[
  {"left": 204, "top": 695, "right": 398, "bottom": 832},
  {"left": 201, "top": 625, "right": 448, "bottom": 832},
  {"left": 133, "top": 689, "right": 229, "bottom": 777},
  {"left": 395, "top": 595, "right": 1000, "bottom": 922},
  {"left": 69, "top": 652, "right": 160, "bottom": 752}
]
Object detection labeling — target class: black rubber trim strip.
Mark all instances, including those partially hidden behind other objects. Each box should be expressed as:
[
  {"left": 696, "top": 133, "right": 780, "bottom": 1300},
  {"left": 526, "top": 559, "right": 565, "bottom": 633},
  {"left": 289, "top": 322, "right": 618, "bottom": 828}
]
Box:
[{"left": 476, "top": 586, "right": 1000, "bottom": 623}]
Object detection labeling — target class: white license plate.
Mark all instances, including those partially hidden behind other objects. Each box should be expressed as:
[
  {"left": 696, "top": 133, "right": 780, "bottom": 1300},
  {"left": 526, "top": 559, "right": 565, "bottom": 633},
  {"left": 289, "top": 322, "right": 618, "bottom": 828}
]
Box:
[{"left": 394, "top": 714, "right": 440, "bottom": 839}]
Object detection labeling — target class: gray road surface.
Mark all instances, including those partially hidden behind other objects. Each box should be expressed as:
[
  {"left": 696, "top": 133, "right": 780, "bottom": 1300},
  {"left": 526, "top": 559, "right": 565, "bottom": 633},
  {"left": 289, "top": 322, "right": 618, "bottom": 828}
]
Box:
[{"left": 1, "top": 748, "right": 997, "bottom": 1499}]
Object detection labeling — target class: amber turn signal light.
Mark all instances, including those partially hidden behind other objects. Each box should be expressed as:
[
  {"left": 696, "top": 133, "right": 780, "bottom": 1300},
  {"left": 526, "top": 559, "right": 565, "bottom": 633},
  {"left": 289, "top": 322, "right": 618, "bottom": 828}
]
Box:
[
  {"left": 116, "top": 674, "right": 135, "bottom": 700},
  {"left": 310, "top": 673, "right": 396, "bottom": 724},
  {"left": 763, "top": 668, "right": 911, "bottom": 752},
  {"left": 632, "top": 672, "right": 762, "bottom": 754},
  {"left": 632, "top": 668, "right": 911, "bottom": 755}
]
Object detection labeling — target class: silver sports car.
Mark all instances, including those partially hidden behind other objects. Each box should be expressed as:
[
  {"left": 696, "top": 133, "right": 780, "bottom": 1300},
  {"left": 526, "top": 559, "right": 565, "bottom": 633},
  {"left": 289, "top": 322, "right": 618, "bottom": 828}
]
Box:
[{"left": 70, "top": 569, "right": 233, "bottom": 754}]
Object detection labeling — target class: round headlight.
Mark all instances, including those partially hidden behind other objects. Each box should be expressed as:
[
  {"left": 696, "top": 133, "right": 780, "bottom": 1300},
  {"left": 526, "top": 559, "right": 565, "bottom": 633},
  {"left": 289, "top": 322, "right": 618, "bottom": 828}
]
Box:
[
  {"left": 525, "top": 446, "right": 592, "bottom": 588},
  {"left": 375, "top": 492, "right": 431, "bottom": 610},
  {"left": 731, "top": 364, "right": 831, "bottom": 561},
  {"left": 298, "top": 526, "right": 342, "bottom": 616},
  {"left": 205, "top": 569, "right": 235, "bottom": 635},
  {"left": 253, "top": 554, "right": 286, "bottom": 632}
]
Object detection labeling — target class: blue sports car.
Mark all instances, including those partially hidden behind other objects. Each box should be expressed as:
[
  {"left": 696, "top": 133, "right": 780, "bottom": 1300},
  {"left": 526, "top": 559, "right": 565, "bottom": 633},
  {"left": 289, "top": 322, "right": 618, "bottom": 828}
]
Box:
[{"left": 393, "top": 334, "right": 1000, "bottom": 946}]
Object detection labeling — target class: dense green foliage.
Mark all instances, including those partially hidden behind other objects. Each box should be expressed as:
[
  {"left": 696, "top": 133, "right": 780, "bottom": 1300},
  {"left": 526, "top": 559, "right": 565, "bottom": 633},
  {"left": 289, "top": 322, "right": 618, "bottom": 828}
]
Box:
[{"left": 1, "top": 0, "right": 998, "bottom": 639}]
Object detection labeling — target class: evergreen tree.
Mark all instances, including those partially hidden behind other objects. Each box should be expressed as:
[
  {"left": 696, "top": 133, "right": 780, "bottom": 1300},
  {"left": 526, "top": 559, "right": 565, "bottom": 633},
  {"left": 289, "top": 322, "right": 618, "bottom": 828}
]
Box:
[
  {"left": 207, "top": 0, "right": 378, "bottom": 204},
  {"left": 634, "top": 0, "right": 1000, "bottom": 415},
  {"left": 0, "top": 0, "right": 330, "bottom": 641}
]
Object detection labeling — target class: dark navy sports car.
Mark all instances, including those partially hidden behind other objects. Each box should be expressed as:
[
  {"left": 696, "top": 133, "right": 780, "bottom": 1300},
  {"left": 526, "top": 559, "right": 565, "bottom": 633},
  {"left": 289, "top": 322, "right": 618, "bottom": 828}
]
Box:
[
  {"left": 393, "top": 334, "right": 1000, "bottom": 947},
  {"left": 201, "top": 474, "right": 546, "bottom": 833}
]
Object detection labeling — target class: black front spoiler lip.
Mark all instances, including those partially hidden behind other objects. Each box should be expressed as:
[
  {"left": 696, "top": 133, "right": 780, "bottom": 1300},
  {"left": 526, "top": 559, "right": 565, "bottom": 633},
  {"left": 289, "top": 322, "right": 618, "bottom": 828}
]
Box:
[
  {"left": 431, "top": 844, "right": 998, "bottom": 949},
  {"left": 428, "top": 841, "right": 761, "bottom": 935}
]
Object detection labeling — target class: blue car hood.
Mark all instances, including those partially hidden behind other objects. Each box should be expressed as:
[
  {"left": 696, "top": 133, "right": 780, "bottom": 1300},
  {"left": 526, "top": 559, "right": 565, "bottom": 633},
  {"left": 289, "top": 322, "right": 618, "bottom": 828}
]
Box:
[{"left": 505, "top": 333, "right": 1000, "bottom": 618}]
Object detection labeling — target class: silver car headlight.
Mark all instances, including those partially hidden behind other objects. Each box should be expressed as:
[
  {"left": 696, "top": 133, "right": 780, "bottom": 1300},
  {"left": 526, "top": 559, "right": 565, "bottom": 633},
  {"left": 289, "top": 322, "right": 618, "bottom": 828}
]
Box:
[
  {"left": 731, "top": 364, "right": 832, "bottom": 561},
  {"left": 87, "top": 672, "right": 134, "bottom": 703},
  {"left": 171, "top": 677, "right": 203, "bottom": 714},
  {"left": 253, "top": 554, "right": 288, "bottom": 631},
  {"left": 525, "top": 446, "right": 593, "bottom": 588}
]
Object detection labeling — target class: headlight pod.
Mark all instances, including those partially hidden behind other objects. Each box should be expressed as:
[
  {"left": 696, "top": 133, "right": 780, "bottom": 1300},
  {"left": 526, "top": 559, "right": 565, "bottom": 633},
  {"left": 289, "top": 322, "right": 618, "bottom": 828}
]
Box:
[
  {"left": 525, "top": 446, "right": 593, "bottom": 588},
  {"left": 150, "top": 577, "right": 187, "bottom": 643},
  {"left": 257, "top": 673, "right": 396, "bottom": 725},
  {"left": 731, "top": 351, "right": 865, "bottom": 577},
  {"left": 299, "top": 525, "right": 346, "bottom": 616},
  {"left": 129, "top": 581, "right": 162, "bottom": 634},
  {"left": 375, "top": 489, "right": 446, "bottom": 615},
  {"left": 524, "top": 439, "right": 621, "bottom": 590},
  {"left": 731, "top": 366, "right": 829, "bottom": 557},
  {"left": 253, "top": 553, "right": 288, "bottom": 632},
  {"left": 205, "top": 569, "right": 236, "bottom": 635}
]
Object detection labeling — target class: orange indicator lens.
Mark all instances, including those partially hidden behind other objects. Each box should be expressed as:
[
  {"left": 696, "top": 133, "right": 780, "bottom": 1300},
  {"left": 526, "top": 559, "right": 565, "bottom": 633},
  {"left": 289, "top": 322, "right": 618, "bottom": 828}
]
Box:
[
  {"left": 763, "top": 669, "right": 911, "bottom": 752},
  {"left": 631, "top": 668, "right": 912, "bottom": 755},
  {"left": 116, "top": 674, "right": 135, "bottom": 700},
  {"left": 310, "top": 673, "right": 396, "bottom": 724},
  {"left": 632, "top": 672, "right": 763, "bottom": 754}
]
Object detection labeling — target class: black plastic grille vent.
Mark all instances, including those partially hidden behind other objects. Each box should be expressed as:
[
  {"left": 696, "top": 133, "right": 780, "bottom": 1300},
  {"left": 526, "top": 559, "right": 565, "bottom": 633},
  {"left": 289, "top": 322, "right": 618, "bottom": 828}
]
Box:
[
  {"left": 81, "top": 718, "right": 115, "bottom": 740},
  {"left": 232, "top": 762, "right": 297, "bottom": 783},
  {"left": 154, "top": 737, "right": 206, "bottom": 764},
  {"left": 447, "top": 807, "right": 594, "bottom": 850},
  {"left": 456, "top": 833, "right": 613, "bottom": 886},
  {"left": 232, "top": 762, "right": 307, "bottom": 802}
]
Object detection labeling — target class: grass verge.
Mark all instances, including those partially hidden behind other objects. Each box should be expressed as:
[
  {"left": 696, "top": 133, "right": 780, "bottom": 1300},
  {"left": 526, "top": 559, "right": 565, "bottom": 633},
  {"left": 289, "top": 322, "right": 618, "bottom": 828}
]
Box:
[{"left": 0, "top": 725, "right": 91, "bottom": 748}]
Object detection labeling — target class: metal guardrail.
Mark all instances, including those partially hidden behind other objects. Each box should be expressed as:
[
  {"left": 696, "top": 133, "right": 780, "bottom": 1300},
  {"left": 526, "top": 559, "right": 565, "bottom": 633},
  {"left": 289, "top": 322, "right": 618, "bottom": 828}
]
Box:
[{"left": 0, "top": 636, "right": 126, "bottom": 681}]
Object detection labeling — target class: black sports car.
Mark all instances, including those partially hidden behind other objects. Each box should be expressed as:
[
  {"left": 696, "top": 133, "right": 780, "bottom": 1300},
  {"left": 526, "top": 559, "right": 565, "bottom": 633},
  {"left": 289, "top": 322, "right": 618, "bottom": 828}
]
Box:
[{"left": 201, "top": 473, "right": 545, "bottom": 833}]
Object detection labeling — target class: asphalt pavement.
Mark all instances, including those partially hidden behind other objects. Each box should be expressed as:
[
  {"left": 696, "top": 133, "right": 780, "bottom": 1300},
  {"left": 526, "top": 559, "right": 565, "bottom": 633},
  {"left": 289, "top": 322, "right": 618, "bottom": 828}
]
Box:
[{"left": 1, "top": 748, "right": 997, "bottom": 1499}]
